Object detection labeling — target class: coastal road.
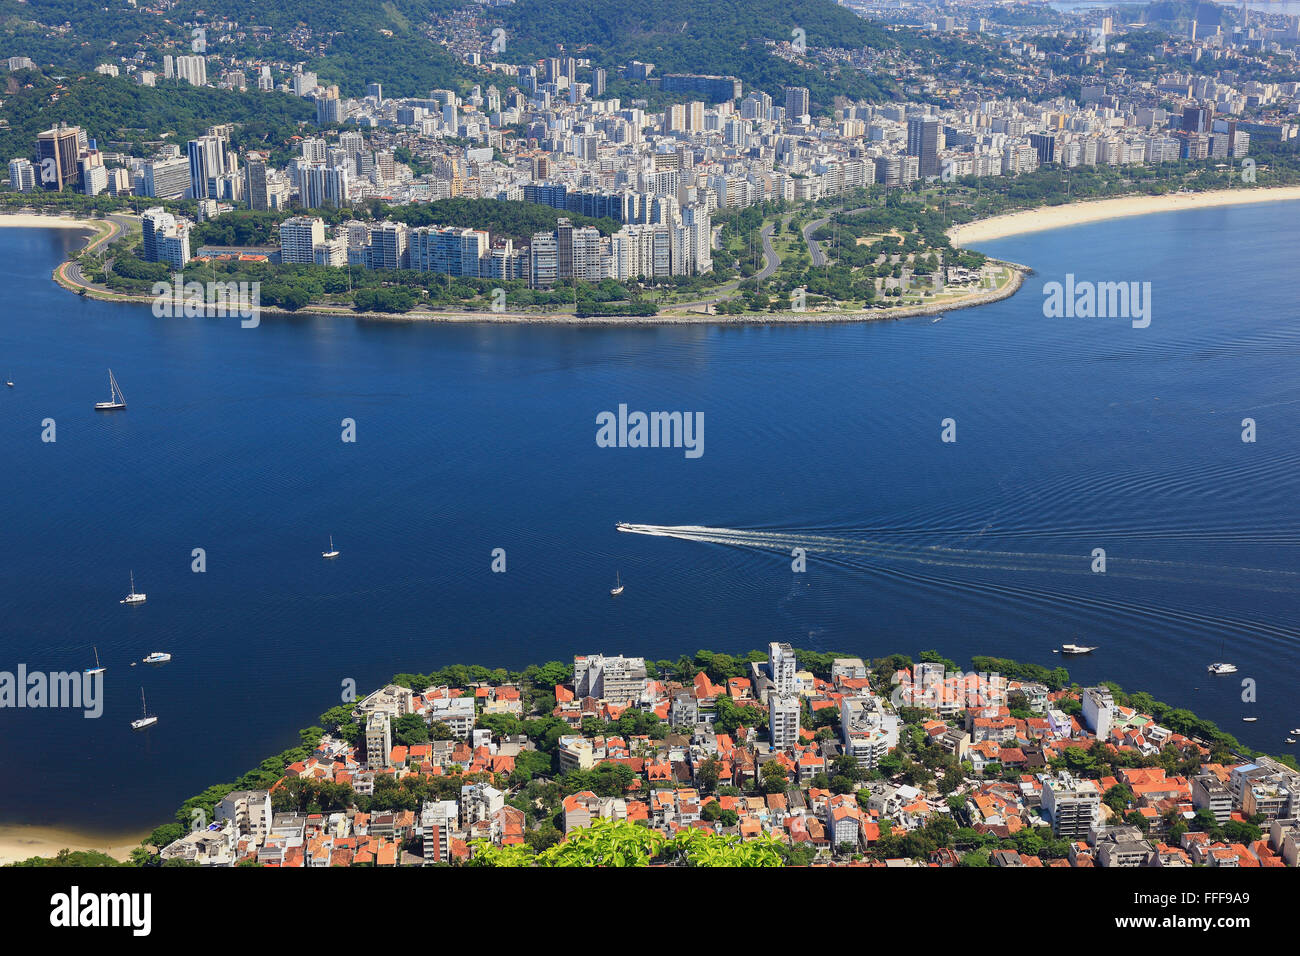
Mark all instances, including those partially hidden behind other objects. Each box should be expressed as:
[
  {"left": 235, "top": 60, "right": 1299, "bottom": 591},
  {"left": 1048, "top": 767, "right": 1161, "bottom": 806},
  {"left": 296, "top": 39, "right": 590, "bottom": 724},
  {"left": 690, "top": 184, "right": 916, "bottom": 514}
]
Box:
[
  {"left": 53, "top": 214, "right": 132, "bottom": 292},
  {"left": 664, "top": 214, "right": 787, "bottom": 313},
  {"left": 803, "top": 215, "right": 830, "bottom": 267},
  {"left": 802, "top": 206, "right": 869, "bottom": 268}
]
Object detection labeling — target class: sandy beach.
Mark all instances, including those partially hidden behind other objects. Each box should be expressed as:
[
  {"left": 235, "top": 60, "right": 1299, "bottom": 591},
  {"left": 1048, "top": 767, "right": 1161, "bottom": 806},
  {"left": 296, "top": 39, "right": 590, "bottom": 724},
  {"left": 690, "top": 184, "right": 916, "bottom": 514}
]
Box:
[
  {"left": 0, "top": 824, "right": 148, "bottom": 865},
  {"left": 948, "top": 185, "right": 1300, "bottom": 247},
  {"left": 0, "top": 212, "right": 99, "bottom": 230}
]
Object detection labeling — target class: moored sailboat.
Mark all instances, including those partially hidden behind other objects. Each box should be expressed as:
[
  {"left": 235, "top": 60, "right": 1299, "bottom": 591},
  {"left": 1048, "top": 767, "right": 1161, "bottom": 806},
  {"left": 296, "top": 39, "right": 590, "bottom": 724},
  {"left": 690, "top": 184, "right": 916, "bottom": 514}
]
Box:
[
  {"left": 94, "top": 368, "right": 126, "bottom": 411},
  {"left": 130, "top": 687, "right": 157, "bottom": 730},
  {"left": 121, "top": 570, "right": 146, "bottom": 605}
]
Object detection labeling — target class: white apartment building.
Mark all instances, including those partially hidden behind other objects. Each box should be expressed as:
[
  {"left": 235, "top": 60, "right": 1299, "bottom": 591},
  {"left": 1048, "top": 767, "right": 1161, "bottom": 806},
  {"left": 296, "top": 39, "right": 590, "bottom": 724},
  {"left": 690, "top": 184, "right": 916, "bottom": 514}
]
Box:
[
  {"left": 279, "top": 216, "right": 326, "bottom": 265},
  {"left": 1042, "top": 771, "right": 1101, "bottom": 837},
  {"left": 572, "top": 654, "right": 648, "bottom": 704},
  {"left": 365, "top": 711, "right": 392, "bottom": 770},
  {"left": 769, "top": 692, "right": 801, "bottom": 752}
]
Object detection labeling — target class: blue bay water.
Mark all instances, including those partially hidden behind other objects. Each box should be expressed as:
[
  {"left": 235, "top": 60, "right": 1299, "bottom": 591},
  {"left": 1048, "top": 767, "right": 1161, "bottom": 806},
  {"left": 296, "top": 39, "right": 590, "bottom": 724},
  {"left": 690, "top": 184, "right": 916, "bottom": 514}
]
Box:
[{"left": 1, "top": 202, "right": 1298, "bottom": 832}]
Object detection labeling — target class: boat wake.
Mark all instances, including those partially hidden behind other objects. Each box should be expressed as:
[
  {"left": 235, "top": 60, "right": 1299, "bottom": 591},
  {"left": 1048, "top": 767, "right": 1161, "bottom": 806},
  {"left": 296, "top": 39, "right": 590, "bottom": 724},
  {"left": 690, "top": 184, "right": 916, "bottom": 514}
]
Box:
[{"left": 616, "top": 522, "right": 1300, "bottom": 645}]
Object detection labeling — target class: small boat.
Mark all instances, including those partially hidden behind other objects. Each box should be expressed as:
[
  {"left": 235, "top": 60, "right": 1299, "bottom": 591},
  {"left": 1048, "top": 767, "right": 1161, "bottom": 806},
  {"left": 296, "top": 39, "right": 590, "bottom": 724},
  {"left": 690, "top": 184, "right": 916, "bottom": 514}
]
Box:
[
  {"left": 142, "top": 651, "right": 171, "bottom": 664},
  {"left": 1286, "top": 738, "right": 1296, "bottom": 745},
  {"left": 1061, "top": 643, "right": 1097, "bottom": 655},
  {"left": 85, "top": 645, "right": 105, "bottom": 676},
  {"left": 130, "top": 687, "right": 157, "bottom": 730},
  {"left": 1207, "top": 638, "right": 1236, "bottom": 675},
  {"left": 120, "top": 570, "right": 146, "bottom": 605},
  {"left": 322, "top": 535, "right": 339, "bottom": 559},
  {"left": 94, "top": 368, "right": 126, "bottom": 411},
  {"left": 610, "top": 572, "right": 624, "bottom": 597},
  {"left": 1291, "top": 728, "right": 1300, "bottom": 736},
  {"left": 1242, "top": 716, "right": 1258, "bottom": 722}
]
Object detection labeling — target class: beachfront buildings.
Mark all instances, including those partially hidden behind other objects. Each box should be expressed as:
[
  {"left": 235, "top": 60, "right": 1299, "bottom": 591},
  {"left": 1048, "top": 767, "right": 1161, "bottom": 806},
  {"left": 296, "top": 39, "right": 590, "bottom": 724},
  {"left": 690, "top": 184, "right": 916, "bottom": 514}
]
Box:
[
  {"left": 279, "top": 216, "right": 326, "bottom": 265},
  {"left": 141, "top": 207, "right": 193, "bottom": 269},
  {"left": 147, "top": 646, "right": 1300, "bottom": 866},
  {"left": 572, "top": 654, "right": 648, "bottom": 705}
]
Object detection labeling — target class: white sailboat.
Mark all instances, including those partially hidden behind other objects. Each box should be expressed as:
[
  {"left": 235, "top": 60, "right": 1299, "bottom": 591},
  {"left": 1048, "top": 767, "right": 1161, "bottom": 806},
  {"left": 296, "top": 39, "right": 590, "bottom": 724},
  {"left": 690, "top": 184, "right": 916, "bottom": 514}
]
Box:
[
  {"left": 610, "top": 571, "right": 624, "bottom": 596},
  {"left": 120, "top": 570, "right": 147, "bottom": 605},
  {"left": 130, "top": 687, "right": 157, "bottom": 730},
  {"left": 94, "top": 368, "right": 126, "bottom": 410},
  {"left": 322, "top": 535, "right": 339, "bottom": 559},
  {"left": 5, "top": 373, "right": 12, "bottom": 387},
  {"left": 85, "top": 645, "right": 105, "bottom": 676}
]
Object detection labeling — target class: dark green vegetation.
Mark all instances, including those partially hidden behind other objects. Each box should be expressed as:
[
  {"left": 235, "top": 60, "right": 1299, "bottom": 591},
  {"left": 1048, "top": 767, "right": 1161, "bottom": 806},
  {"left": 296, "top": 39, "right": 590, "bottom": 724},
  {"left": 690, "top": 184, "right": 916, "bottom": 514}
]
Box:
[
  {"left": 6, "top": 849, "right": 124, "bottom": 867},
  {"left": 1, "top": 0, "right": 904, "bottom": 107},
  {"left": 188, "top": 199, "right": 619, "bottom": 248},
  {"left": 496, "top": 0, "right": 899, "bottom": 108},
  {"left": 0, "top": 73, "right": 314, "bottom": 165},
  {"left": 0, "top": 0, "right": 476, "bottom": 96}
]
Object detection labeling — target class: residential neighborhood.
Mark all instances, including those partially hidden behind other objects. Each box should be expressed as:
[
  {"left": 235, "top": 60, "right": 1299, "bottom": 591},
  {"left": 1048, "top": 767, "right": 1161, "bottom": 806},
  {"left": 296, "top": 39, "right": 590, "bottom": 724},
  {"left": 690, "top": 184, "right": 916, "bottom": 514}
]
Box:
[{"left": 158, "top": 645, "right": 1300, "bottom": 867}]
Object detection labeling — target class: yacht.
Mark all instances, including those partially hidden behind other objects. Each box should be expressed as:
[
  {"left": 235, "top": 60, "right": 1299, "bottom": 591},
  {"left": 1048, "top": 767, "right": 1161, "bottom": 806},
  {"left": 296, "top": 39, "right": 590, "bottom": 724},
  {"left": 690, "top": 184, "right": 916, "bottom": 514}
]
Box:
[
  {"left": 610, "top": 572, "right": 624, "bottom": 597},
  {"left": 142, "top": 652, "right": 171, "bottom": 664},
  {"left": 1291, "top": 728, "right": 1300, "bottom": 736},
  {"left": 85, "top": 646, "right": 105, "bottom": 676},
  {"left": 322, "top": 535, "right": 339, "bottom": 559},
  {"left": 120, "top": 570, "right": 146, "bottom": 605},
  {"left": 1242, "top": 716, "right": 1258, "bottom": 722},
  {"left": 130, "top": 688, "right": 157, "bottom": 730},
  {"left": 94, "top": 368, "right": 126, "bottom": 411},
  {"left": 1286, "top": 738, "right": 1296, "bottom": 745},
  {"left": 1060, "top": 643, "right": 1097, "bottom": 655},
  {"left": 1207, "top": 640, "right": 1236, "bottom": 675}
]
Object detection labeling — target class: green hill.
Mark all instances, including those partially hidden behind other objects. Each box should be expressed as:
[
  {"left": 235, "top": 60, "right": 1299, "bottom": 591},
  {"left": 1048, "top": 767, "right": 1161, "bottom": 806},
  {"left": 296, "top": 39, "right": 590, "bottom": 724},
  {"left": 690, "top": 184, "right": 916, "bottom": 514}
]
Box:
[{"left": 496, "top": 0, "right": 900, "bottom": 106}]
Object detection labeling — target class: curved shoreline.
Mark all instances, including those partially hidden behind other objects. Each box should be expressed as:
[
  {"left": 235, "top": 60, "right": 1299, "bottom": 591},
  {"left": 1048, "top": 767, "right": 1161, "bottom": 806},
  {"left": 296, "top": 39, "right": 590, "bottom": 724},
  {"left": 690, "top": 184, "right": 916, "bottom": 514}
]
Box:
[
  {"left": 23, "top": 183, "right": 1300, "bottom": 326},
  {"left": 0, "top": 823, "right": 149, "bottom": 865},
  {"left": 948, "top": 185, "right": 1300, "bottom": 248}
]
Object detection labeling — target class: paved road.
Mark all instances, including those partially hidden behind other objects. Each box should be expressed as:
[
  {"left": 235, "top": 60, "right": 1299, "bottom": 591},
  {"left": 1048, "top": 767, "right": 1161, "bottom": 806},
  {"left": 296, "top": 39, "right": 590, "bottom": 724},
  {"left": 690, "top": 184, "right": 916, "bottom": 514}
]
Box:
[
  {"left": 666, "top": 214, "right": 790, "bottom": 312},
  {"left": 802, "top": 206, "right": 870, "bottom": 267},
  {"left": 55, "top": 214, "right": 132, "bottom": 291},
  {"left": 802, "top": 215, "right": 830, "bottom": 267}
]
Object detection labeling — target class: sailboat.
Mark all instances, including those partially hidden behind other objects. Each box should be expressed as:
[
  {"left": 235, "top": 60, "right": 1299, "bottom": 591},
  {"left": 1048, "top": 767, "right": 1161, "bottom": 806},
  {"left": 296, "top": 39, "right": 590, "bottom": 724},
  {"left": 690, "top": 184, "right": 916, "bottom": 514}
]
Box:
[
  {"left": 5, "top": 373, "right": 12, "bottom": 387},
  {"left": 322, "top": 535, "right": 339, "bottom": 559},
  {"left": 94, "top": 368, "right": 126, "bottom": 410},
  {"left": 1207, "top": 638, "right": 1236, "bottom": 674},
  {"left": 610, "top": 572, "right": 624, "bottom": 597},
  {"left": 120, "top": 570, "right": 147, "bottom": 605},
  {"left": 130, "top": 687, "right": 157, "bottom": 730},
  {"left": 85, "top": 645, "right": 105, "bottom": 676}
]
